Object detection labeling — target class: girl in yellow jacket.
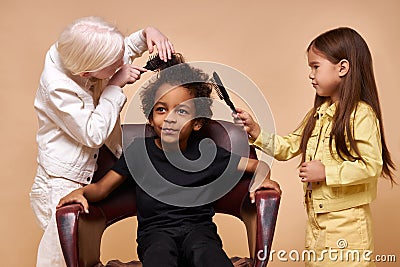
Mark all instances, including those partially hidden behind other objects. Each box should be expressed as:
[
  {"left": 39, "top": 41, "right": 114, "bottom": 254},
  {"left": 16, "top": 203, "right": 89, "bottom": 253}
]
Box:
[{"left": 236, "top": 27, "right": 395, "bottom": 267}]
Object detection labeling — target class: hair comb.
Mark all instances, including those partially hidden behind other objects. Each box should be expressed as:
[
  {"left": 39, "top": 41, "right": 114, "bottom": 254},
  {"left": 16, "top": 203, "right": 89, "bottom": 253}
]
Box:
[
  {"left": 212, "top": 71, "right": 237, "bottom": 114},
  {"left": 142, "top": 52, "right": 185, "bottom": 72}
]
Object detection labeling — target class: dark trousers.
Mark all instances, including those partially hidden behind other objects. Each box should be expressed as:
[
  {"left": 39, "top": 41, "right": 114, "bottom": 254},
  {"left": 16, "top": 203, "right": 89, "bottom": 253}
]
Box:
[{"left": 137, "top": 223, "right": 233, "bottom": 267}]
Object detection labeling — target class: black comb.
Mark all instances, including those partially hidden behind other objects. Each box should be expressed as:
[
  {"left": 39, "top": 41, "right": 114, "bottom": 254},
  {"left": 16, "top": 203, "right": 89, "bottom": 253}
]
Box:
[
  {"left": 142, "top": 52, "right": 184, "bottom": 72},
  {"left": 212, "top": 71, "right": 237, "bottom": 114}
]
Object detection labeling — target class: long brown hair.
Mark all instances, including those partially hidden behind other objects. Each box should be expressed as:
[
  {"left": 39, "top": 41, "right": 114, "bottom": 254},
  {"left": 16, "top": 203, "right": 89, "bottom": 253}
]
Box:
[{"left": 300, "top": 27, "right": 396, "bottom": 184}]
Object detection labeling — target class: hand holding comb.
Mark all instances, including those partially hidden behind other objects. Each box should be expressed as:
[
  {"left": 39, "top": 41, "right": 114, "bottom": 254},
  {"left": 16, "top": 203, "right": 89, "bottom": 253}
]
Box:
[{"left": 212, "top": 71, "right": 237, "bottom": 114}]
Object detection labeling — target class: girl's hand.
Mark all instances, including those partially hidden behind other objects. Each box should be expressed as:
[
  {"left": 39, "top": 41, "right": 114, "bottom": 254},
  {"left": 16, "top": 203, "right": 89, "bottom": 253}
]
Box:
[
  {"left": 108, "top": 64, "right": 147, "bottom": 88},
  {"left": 143, "top": 27, "right": 175, "bottom": 62},
  {"left": 57, "top": 188, "right": 90, "bottom": 214},
  {"left": 299, "top": 160, "right": 326, "bottom": 183},
  {"left": 234, "top": 107, "right": 261, "bottom": 140},
  {"left": 249, "top": 178, "right": 281, "bottom": 204}
]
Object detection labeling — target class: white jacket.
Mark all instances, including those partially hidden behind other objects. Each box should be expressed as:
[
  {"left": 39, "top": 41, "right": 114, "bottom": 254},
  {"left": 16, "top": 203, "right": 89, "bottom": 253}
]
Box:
[{"left": 34, "top": 30, "right": 147, "bottom": 184}]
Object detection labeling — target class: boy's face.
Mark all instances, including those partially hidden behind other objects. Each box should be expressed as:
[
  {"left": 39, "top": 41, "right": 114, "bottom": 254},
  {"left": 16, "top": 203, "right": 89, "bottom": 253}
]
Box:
[{"left": 150, "top": 84, "right": 202, "bottom": 151}]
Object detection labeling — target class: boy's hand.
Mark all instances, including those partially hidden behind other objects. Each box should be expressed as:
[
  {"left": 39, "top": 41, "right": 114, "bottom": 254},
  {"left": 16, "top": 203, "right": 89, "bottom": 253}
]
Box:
[
  {"left": 299, "top": 160, "right": 326, "bottom": 183},
  {"left": 239, "top": 158, "right": 280, "bottom": 204},
  {"left": 57, "top": 188, "right": 90, "bottom": 214},
  {"left": 249, "top": 178, "right": 281, "bottom": 203},
  {"left": 108, "top": 64, "right": 147, "bottom": 87},
  {"left": 143, "top": 27, "right": 175, "bottom": 62},
  {"left": 234, "top": 107, "right": 261, "bottom": 141}
]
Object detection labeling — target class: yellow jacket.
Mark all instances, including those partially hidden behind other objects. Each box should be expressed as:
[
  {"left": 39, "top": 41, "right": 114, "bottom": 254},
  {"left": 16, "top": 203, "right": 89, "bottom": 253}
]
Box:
[{"left": 252, "top": 101, "right": 382, "bottom": 213}]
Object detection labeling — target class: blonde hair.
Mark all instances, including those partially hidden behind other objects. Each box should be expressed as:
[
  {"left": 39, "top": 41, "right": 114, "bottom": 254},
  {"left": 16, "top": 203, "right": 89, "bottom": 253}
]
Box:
[
  {"left": 57, "top": 17, "right": 124, "bottom": 105},
  {"left": 57, "top": 16, "right": 124, "bottom": 75}
]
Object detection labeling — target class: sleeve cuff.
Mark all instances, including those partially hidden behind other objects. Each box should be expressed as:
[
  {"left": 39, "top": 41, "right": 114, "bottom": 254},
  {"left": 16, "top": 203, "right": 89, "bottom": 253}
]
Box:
[
  {"left": 124, "top": 29, "right": 148, "bottom": 62},
  {"left": 325, "top": 164, "right": 339, "bottom": 186},
  {"left": 252, "top": 130, "right": 271, "bottom": 148},
  {"left": 101, "top": 85, "right": 127, "bottom": 108}
]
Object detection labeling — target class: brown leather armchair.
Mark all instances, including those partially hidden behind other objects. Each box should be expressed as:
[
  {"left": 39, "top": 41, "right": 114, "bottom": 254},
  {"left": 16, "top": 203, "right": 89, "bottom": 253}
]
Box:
[{"left": 56, "top": 120, "right": 280, "bottom": 267}]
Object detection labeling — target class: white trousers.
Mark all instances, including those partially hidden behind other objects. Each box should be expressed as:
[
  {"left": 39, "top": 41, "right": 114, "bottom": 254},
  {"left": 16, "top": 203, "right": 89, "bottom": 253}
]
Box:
[{"left": 30, "top": 165, "right": 83, "bottom": 267}]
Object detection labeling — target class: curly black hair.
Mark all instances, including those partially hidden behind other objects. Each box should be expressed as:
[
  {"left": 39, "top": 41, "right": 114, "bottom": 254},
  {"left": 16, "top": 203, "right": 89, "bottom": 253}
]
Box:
[{"left": 140, "top": 60, "right": 213, "bottom": 125}]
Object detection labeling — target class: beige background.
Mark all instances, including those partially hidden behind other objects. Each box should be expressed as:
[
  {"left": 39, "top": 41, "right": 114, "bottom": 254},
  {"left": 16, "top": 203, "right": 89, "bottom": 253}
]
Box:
[{"left": 1, "top": 1, "right": 399, "bottom": 266}]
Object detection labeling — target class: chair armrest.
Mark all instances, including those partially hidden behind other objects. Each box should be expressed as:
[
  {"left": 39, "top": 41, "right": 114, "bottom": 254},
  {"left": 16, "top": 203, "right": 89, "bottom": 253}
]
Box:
[
  {"left": 56, "top": 204, "right": 107, "bottom": 267},
  {"left": 254, "top": 189, "right": 280, "bottom": 267}
]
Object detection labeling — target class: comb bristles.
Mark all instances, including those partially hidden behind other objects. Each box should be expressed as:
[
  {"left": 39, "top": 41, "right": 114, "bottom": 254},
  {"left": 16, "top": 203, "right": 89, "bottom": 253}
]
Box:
[
  {"left": 212, "top": 73, "right": 230, "bottom": 100},
  {"left": 211, "top": 80, "right": 224, "bottom": 100},
  {"left": 211, "top": 72, "right": 237, "bottom": 113}
]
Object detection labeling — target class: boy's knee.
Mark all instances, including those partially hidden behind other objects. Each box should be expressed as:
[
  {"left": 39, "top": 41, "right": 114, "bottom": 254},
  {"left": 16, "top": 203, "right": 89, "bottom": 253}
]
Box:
[
  {"left": 140, "top": 241, "right": 178, "bottom": 267},
  {"left": 182, "top": 228, "right": 224, "bottom": 260},
  {"left": 138, "top": 232, "right": 178, "bottom": 263}
]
